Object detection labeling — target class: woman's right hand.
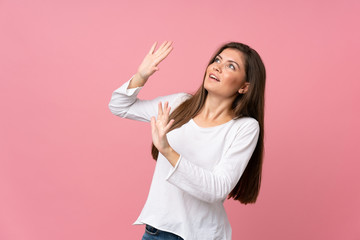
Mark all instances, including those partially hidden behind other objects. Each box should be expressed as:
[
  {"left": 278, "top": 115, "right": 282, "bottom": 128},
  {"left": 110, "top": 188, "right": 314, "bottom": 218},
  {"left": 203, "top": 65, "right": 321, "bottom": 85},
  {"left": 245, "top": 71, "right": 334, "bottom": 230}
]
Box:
[
  {"left": 137, "top": 41, "right": 173, "bottom": 81},
  {"left": 128, "top": 41, "right": 173, "bottom": 89}
]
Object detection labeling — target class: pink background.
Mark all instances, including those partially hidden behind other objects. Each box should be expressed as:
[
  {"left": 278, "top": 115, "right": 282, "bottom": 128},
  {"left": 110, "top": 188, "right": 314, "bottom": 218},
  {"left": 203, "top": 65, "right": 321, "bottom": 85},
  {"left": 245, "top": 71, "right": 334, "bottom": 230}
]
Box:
[{"left": 1, "top": 0, "right": 359, "bottom": 239}]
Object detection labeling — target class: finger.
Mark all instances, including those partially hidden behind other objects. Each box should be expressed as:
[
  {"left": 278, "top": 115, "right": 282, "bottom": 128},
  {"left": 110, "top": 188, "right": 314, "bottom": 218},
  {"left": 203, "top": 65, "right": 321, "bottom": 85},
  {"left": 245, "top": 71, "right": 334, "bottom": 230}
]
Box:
[
  {"left": 149, "top": 42, "right": 157, "bottom": 54},
  {"left": 163, "top": 102, "right": 170, "bottom": 122},
  {"left": 158, "top": 45, "right": 173, "bottom": 60},
  {"left": 164, "top": 101, "right": 169, "bottom": 111},
  {"left": 154, "top": 46, "right": 173, "bottom": 66},
  {"left": 158, "top": 102, "right": 163, "bottom": 116},
  {"left": 164, "top": 119, "right": 175, "bottom": 132},
  {"left": 164, "top": 102, "right": 171, "bottom": 116},
  {"left": 160, "top": 40, "right": 172, "bottom": 51},
  {"left": 166, "top": 106, "right": 171, "bottom": 117},
  {"left": 156, "top": 41, "right": 168, "bottom": 53},
  {"left": 156, "top": 41, "right": 172, "bottom": 56}
]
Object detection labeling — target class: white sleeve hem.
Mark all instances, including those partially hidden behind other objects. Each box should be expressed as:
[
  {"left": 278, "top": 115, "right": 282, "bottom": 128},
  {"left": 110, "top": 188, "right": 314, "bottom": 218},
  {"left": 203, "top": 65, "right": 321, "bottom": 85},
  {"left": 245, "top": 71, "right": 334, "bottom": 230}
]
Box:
[
  {"left": 116, "top": 75, "right": 143, "bottom": 96},
  {"left": 165, "top": 155, "right": 182, "bottom": 180}
]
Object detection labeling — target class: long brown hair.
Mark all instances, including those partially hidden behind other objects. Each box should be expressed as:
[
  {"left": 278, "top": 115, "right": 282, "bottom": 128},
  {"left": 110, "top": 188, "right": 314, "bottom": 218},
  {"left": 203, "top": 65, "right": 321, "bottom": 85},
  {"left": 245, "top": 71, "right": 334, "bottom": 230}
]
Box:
[{"left": 151, "top": 42, "right": 266, "bottom": 204}]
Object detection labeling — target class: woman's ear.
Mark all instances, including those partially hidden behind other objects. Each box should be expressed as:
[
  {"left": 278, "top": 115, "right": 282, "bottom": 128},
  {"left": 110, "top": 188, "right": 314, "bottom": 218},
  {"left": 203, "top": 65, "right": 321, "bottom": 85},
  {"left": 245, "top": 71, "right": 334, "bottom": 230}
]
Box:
[{"left": 238, "top": 82, "right": 250, "bottom": 94}]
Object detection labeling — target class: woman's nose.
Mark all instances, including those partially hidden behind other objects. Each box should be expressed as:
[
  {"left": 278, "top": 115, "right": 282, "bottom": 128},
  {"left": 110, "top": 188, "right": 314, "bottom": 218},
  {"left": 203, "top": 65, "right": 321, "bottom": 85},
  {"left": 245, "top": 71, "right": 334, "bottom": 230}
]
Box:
[{"left": 213, "top": 63, "right": 222, "bottom": 72}]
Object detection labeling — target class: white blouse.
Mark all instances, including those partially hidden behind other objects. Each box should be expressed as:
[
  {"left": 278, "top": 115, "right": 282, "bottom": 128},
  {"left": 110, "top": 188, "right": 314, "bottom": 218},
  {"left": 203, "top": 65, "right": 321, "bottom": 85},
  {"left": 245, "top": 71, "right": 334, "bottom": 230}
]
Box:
[{"left": 108, "top": 76, "right": 260, "bottom": 240}]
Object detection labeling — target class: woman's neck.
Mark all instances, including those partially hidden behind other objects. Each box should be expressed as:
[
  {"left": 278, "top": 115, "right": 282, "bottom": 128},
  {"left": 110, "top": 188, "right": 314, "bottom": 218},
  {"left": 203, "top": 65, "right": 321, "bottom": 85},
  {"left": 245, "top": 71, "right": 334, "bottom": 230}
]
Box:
[{"left": 195, "top": 93, "right": 236, "bottom": 123}]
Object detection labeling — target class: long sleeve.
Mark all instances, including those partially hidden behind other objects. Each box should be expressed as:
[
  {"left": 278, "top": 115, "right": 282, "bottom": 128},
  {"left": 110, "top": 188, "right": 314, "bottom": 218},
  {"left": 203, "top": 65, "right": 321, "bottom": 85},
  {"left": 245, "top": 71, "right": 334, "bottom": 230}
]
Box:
[
  {"left": 108, "top": 76, "right": 190, "bottom": 122},
  {"left": 165, "top": 119, "right": 260, "bottom": 203}
]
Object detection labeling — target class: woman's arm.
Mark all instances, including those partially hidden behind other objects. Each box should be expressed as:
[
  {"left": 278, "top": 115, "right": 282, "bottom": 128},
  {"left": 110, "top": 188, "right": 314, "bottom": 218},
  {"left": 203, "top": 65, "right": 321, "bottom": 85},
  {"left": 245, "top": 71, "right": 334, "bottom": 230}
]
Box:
[
  {"left": 151, "top": 105, "right": 260, "bottom": 203},
  {"left": 108, "top": 76, "right": 189, "bottom": 122},
  {"left": 165, "top": 121, "right": 260, "bottom": 203},
  {"left": 108, "top": 41, "right": 189, "bottom": 121}
]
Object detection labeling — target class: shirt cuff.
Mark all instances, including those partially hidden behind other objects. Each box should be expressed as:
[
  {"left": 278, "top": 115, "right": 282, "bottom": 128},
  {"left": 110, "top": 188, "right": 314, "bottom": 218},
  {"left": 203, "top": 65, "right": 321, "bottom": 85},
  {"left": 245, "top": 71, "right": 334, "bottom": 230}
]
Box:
[
  {"left": 115, "top": 75, "right": 143, "bottom": 96},
  {"left": 165, "top": 155, "right": 182, "bottom": 180}
]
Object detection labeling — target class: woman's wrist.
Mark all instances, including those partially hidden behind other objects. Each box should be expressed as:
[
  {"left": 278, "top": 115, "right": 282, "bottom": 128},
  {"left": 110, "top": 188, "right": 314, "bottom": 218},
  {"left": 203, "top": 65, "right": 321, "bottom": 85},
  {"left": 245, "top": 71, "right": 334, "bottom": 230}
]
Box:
[
  {"left": 161, "top": 147, "right": 180, "bottom": 167},
  {"left": 128, "top": 72, "right": 148, "bottom": 89}
]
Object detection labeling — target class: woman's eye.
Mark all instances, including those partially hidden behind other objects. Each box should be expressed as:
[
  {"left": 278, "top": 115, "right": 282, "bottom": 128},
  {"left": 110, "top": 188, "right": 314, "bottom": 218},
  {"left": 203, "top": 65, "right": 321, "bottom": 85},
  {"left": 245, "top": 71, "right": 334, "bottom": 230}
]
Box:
[
  {"left": 214, "top": 58, "right": 220, "bottom": 63},
  {"left": 228, "top": 64, "right": 235, "bottom": 70}
]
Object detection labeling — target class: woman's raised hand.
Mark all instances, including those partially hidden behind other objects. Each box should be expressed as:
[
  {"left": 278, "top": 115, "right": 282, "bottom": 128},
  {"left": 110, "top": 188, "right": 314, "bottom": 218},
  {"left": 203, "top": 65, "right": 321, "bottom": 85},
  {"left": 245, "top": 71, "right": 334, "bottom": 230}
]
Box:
[
  {"left": 128, "top": 41, "right": 173, "bottom": 89},
  {"left": 137, "top": 41, "right": 173, "bottom": 81},
  {"left": 151, "top": 101, "right": 174, "bottom": 154},
  {"left": 150, "top": 101, "right": 180, "bottom": 167}
]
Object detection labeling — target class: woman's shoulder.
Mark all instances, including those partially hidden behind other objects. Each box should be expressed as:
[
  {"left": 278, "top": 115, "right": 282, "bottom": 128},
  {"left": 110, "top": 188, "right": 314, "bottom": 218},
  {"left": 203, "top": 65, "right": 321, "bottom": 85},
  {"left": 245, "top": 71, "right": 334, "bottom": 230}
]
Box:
[
  {"left": 175, "top": 92, "right": 192, "bottom": 101},
  {"left": 233, "top": 116, "right": 258, "bottom": 124},
  {"left": 170, "top": 92, "right": 192, "bottom": 109},
  {"left": 232, "top": 116, "right": 260, "bottom": 133}
]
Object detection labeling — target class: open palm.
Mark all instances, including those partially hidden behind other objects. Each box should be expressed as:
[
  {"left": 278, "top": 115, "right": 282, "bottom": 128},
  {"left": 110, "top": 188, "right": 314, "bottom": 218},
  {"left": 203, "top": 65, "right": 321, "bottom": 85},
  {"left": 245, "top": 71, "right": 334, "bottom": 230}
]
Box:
[
  {"left": 151, "top": 101, "right": 174, "bottom": 154},
  {"left": 137, "top": 41, "right": 173, "bottom": 81}
]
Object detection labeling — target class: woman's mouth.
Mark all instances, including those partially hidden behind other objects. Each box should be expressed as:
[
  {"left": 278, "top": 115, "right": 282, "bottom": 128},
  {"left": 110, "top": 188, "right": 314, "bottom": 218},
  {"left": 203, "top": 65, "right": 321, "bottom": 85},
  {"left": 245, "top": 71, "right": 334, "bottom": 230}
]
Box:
[{"left": 209, "top": 73, "right": 220, "bottom": 82}]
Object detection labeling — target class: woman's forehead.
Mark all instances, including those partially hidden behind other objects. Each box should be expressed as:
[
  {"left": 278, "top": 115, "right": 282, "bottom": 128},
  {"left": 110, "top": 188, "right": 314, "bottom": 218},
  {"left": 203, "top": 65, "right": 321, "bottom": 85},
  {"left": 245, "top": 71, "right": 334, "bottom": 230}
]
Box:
[{"left": 218, "top": 48, "right": 245, "bottom": 66}]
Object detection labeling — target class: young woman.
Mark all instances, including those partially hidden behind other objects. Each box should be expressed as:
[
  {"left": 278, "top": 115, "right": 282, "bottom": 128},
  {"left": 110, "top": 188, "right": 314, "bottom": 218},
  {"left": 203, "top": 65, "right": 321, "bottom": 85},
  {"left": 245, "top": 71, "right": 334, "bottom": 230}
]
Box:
[{"left": 108, "top": 41, "right": 266, "bottom": 240}]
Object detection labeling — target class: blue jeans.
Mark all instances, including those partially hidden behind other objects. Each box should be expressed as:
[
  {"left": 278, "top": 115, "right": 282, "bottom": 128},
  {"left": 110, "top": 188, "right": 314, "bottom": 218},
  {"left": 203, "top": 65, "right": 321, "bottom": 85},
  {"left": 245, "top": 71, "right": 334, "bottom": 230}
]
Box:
[{"left": 141, "top": 225, "right": 184, "bottom": 240}]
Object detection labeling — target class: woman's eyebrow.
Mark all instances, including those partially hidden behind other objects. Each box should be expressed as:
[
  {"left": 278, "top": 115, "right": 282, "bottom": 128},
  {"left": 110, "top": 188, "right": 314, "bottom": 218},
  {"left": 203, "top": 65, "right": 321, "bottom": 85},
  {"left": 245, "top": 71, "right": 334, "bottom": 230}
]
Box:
[{"left": 217, "top": 54, "right": 240, "bottom": 69}]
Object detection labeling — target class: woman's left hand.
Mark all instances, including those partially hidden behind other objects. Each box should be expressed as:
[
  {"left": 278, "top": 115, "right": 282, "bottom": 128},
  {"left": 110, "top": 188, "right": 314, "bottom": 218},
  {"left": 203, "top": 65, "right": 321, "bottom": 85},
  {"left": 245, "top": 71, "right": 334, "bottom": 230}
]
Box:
[
  {"left": 151, "top": 102, "right": 174, "bottom": 155},
  {"left": 151, "top": 101, "right": 181, "bottom": 167}
]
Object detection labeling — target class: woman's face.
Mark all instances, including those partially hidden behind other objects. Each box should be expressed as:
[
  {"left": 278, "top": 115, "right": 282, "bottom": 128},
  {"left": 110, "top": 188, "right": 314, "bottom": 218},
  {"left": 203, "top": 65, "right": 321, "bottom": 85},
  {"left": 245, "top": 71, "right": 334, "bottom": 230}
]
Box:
[{"left": 204, "top": 48, "right": 248, "bottom": 98}]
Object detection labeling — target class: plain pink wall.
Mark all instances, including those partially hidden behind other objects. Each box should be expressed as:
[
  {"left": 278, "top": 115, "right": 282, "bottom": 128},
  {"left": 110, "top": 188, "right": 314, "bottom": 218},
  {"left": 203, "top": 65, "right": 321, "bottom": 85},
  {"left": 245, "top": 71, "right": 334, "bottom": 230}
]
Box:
[{"left": 1, "top": 0, "right": 359, "bottom": 239}]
